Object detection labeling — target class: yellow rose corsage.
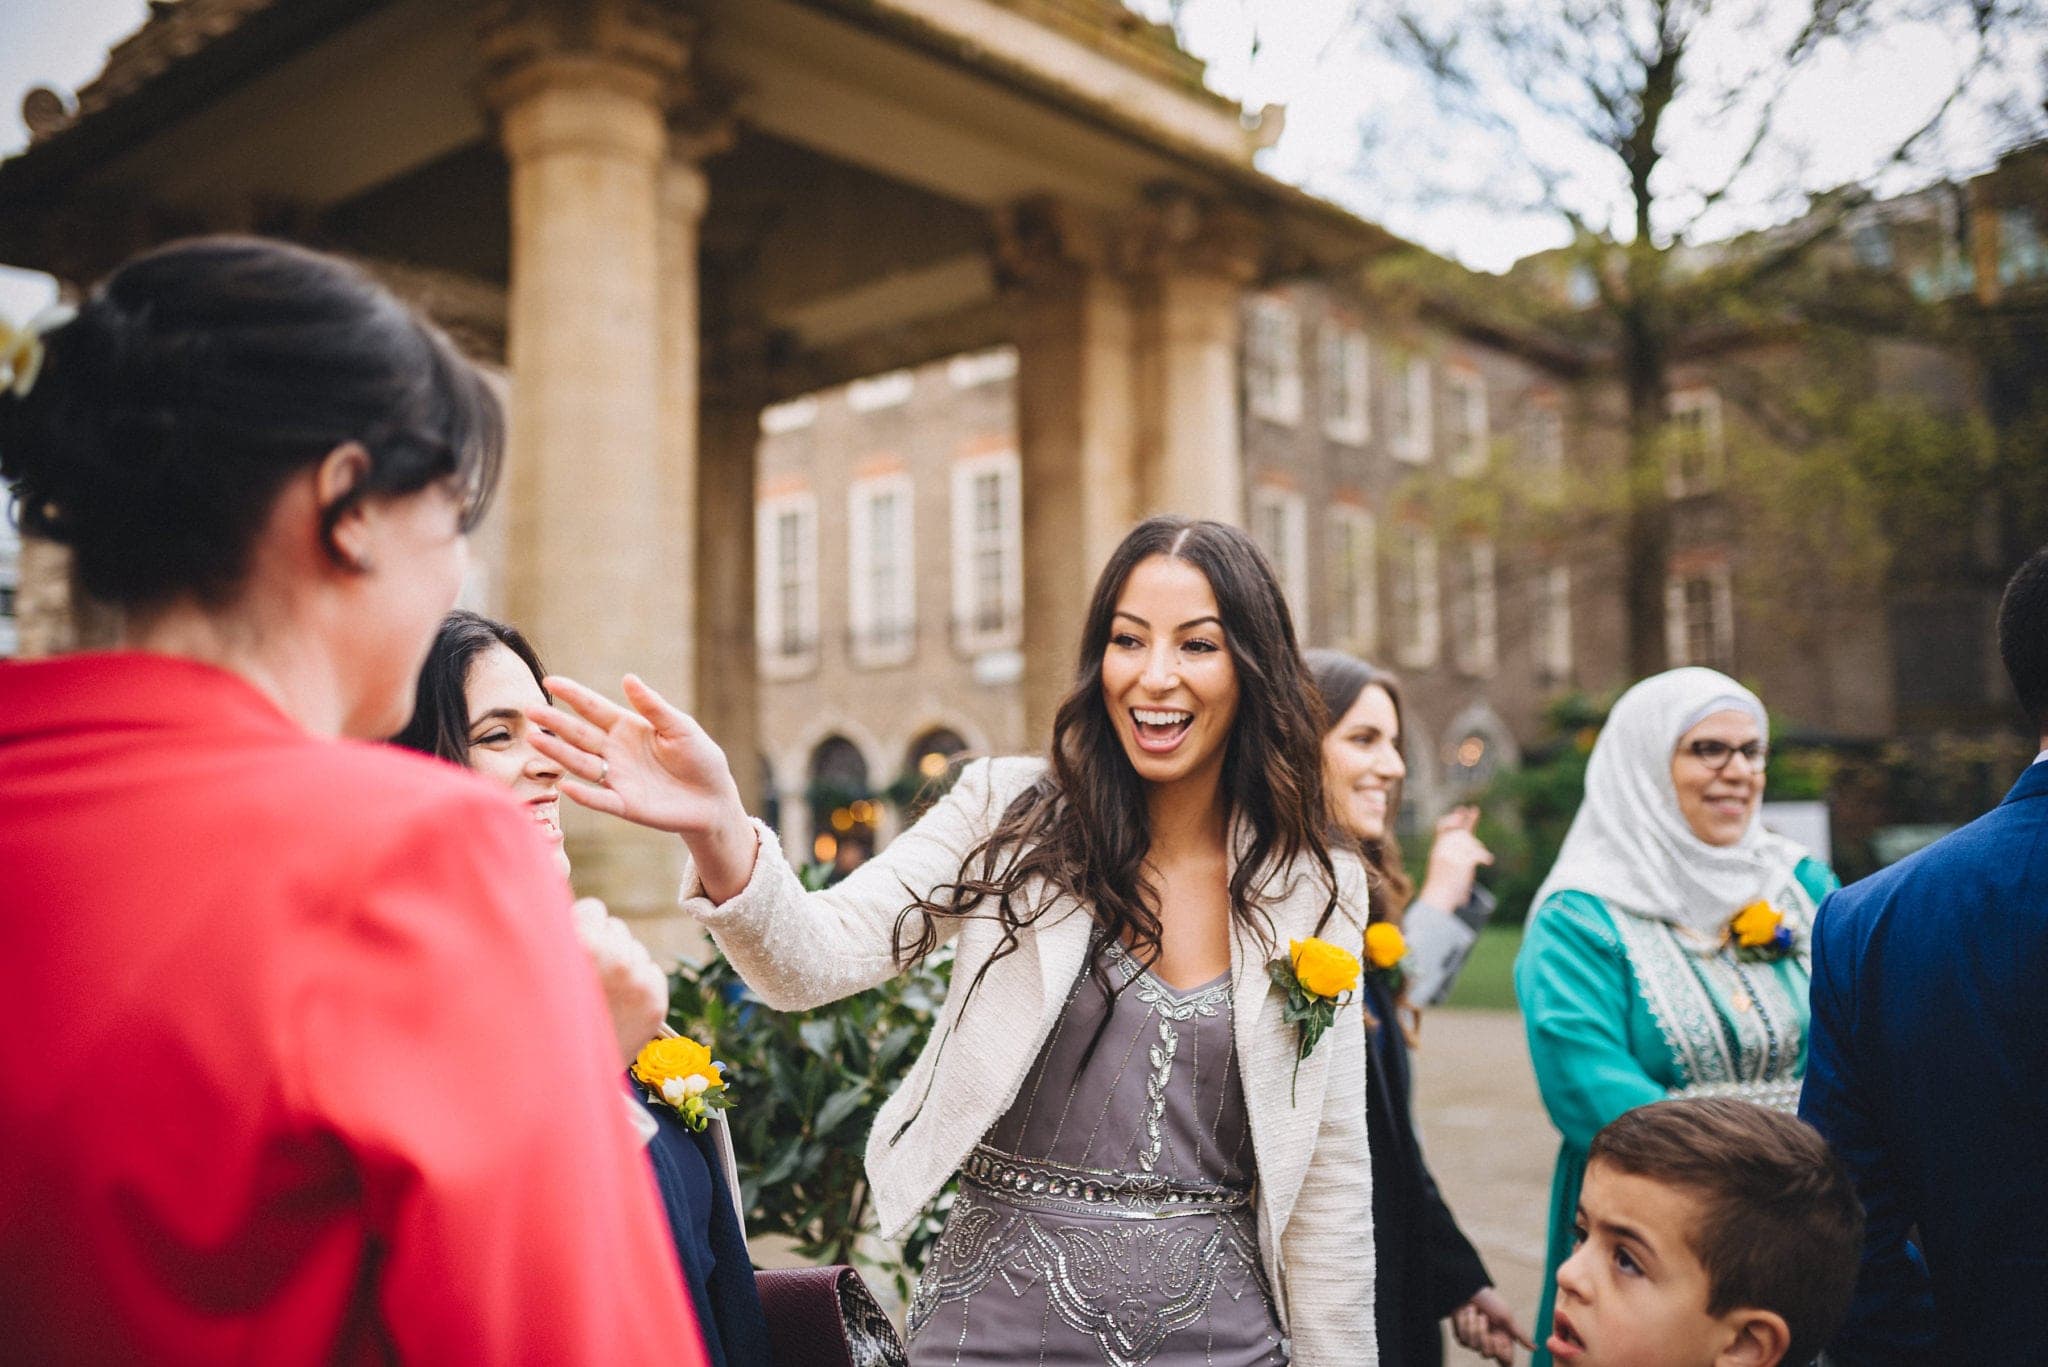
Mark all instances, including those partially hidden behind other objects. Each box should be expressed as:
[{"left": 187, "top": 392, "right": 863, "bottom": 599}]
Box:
[
  {"left": 631, "top": 1033, "right": 733, "bottom": 1133},
  {"left": 1364, "top": 921, "right": 1410, "bottom": 993},
  {"left": 1268, "top": 935, "right": 1362, "bottom": 1103},
  {"left": 1727, "top": 900, "right": 1798, "bottom": 963}
]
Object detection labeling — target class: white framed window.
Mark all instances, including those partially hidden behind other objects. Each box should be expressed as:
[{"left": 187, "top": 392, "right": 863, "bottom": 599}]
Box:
[
  {"left": 1566, "top": 265, "right": 1600, "bottom": 309},
  {"left": 847, "top": 369, "right": 915, "bottom": 412},
  {"left": 0, "top": 488, "right": 19, "bottom": 659},
  {"left": 847, "top": 473, "right": 916, "bottom": 668},
  {"left": 1447, "top": 368, "right": 1489, "bottom": 476},
  {"left": 1245, "top": 296, "right": 1303, "bottom": 426},
  {"left": 947, "top": 347, "right": 1018, "bottom": 388},
  {"left": 1389, "top": 522, "right": 1440, "bottom": 669},
  {"left": 1665, "top": 563, "right": 1735, "bottom": 669},
  {"left": 1666, "top": 387, "right": 1725, "bottom": 497},
  {"left": 1528, "top": 397, "right": 1566, "bottom": 495},
  {"left": 1535, "top": 564, "right": 1572, "bottom": 685},
  {"left": 1249, "top": 485, "right": 1309, "bottom": 629},
  {"left": 759, "top": 396, "right": 819, "bottom": 435},
  {"left": 1329, "top": 505, "right": 1377, "bottom": 653},
  {"left": 951, "top": 450, "right": 1023, "bottom": 652},
  {"left": 1390, "top": 355, "right": 1433, "bottom": 463},
  {"left": 756, "top": 489, "right": 819, "bottom": 678},
  {"left": 1320, "top": 323, "right": 1369, "bottom": 445},
  {"left": 1998, "top": 208, "right": 2048, "bottom": 286},
  {"left": 1448, "top": 538, "right": 1498, "bottom": 676}
]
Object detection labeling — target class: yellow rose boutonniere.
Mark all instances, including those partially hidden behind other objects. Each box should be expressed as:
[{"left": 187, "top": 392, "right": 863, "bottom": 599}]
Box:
[
  {"left": 1363, "top": 921, "right": 1410, "bottom": 993},
  {"left": 631, "top": 1034, "right": 733, "bottom": 1133},
  {"left": 1727, "top": 900, "right": 1798, "bottom": 963},
  {"left": 1268, "top": 935, "right": 1363, "bottom": 1103}
]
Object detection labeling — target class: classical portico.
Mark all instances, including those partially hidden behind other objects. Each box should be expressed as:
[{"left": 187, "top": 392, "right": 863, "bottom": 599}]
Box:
[{"left": 0, "top": 0, "right": 1393, "bottom": 944}]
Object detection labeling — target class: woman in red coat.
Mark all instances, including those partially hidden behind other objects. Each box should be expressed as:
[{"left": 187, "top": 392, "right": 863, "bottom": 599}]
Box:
[{"left": 0, "top": 238, "right": 704, "bottom": 1365}]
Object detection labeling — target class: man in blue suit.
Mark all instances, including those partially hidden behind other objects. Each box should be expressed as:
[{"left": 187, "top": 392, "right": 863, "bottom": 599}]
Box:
[{"left": 1801, "top": 546, "right": 2048, "bottom": 1365}]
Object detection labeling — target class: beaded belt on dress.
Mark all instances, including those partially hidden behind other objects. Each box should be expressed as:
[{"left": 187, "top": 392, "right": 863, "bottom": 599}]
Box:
[{"left": 960, "top": 1144, "right": 1254, "bottom": 1220}]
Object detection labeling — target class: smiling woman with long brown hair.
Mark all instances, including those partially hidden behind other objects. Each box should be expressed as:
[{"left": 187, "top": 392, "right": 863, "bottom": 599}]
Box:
[
  {"left": 1307, "top": 650, "right": 1529, "bottom": 1367},
  {"left": 531, "top": 515, "right": 1377, "bottom": 1366}
]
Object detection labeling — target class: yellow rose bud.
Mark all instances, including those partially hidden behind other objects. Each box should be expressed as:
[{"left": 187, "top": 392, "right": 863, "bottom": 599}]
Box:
[
  {"left": 633, "top": 1035, "right": 722, "bottom": 1091},
  {"left": 1364, "top": 921, "right": 1408, "bottom": 971},
  {"left": 1290, "top": 936, "right": 1362, "bottom": 998},
  {"left": 1730, "top": 901, "right": 1783, "bottom": 950}
]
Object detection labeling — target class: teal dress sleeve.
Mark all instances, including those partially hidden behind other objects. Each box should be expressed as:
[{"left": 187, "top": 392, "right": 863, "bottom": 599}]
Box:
[
  {"left": 1515, "top": 891, "right": 1666, "bottom": 1149},
  {"left": 1794, "top": 856, "right": 1840, "bottom": 908}
]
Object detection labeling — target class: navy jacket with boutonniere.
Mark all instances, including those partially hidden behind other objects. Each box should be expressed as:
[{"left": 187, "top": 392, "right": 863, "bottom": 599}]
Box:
[{"left": 640, "top": 1094, "right": 772, "bottom": 1367}]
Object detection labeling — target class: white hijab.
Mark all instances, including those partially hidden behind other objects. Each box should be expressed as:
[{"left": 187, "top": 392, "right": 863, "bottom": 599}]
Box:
[{"left": 1533, "top": 667, "right": 1806, "bottom": 937}]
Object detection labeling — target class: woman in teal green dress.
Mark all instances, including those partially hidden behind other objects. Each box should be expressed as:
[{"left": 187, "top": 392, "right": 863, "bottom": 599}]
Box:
[{"left": 1512, "top": 668, "right": 1837, "bottom": 1366}]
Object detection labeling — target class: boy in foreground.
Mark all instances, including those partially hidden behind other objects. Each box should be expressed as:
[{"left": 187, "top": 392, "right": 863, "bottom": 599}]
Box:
[{"left": 1547, "top": 1099, "right": 1862, "bottom": 1367}]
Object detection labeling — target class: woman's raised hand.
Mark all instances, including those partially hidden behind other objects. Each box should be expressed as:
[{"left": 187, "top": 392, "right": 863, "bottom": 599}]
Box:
[
  {"left": 1417, "top": 804, "right": 1495, "bottom": 912},
  {"left": 527, "top": 674, "right": 760, "bottom": 901},
  {"left": 528, "top": 674, "right": 735, "bottom": 833},
  {"left": 571, "top": 896, "right": 669, "bottom": 1066}
]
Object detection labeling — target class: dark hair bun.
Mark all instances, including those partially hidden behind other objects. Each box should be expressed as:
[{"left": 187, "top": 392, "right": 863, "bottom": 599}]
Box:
[{"left": 0, "top": 236, "right": 502, "bottom": 608}]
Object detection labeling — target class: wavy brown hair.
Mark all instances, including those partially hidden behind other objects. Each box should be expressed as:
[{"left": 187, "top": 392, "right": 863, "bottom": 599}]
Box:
[
  {"left": 893, "top": 516, "right": 1340, "bottom": 1029},
  {"left": 1305, "top": 649, "right": 1412, "bottom": 925}
]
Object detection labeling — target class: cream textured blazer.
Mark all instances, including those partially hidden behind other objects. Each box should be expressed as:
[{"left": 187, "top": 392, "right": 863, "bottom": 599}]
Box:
[{"left": 681, "top": 757, "right": 1377, "bottom": 1365}]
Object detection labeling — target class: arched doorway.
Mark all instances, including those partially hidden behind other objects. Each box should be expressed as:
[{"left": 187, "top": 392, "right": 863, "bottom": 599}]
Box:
[
  {"left": 1441, "top": 704, "right": 1521, "bottom": 801},
  {"left": 895, "top": 727, "right": 969, "bottom": 822},
  {"left": 807, "top": 735, "right": 879, "bottom": 871}
]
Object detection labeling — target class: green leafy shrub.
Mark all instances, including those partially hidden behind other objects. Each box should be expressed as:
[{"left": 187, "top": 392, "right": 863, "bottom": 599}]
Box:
[{"left": 664, "top": 864, "right": 953, "bottom": 1299}]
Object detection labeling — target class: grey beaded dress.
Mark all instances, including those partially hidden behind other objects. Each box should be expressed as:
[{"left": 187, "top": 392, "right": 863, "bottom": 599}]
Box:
[{"left": 906, "top": 942, "right": 1286, "bottom": 1367}]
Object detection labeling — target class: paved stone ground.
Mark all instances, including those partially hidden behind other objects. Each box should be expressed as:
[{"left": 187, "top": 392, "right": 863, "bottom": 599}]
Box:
[{"left": 1410, "top": 1007, "right": 1556, "bottom": 1358}]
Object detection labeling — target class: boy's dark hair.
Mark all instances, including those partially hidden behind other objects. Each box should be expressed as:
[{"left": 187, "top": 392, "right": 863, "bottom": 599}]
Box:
[
  {"left": 1589, "top": 1099, "right": 1863, "bottom": 1366},
  {"left": 1999, "top": 545, "right": 2048, "bottom": 731}
]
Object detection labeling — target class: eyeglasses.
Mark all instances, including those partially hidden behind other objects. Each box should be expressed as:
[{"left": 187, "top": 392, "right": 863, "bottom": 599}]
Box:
[{"left": 1682, "top": 739, "right": 1769, "bottom": 772}]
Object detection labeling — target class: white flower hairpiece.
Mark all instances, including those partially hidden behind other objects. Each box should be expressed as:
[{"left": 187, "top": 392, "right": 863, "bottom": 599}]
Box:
[{"left": 0, "top": 304, "right": 78, "bottom": 400}]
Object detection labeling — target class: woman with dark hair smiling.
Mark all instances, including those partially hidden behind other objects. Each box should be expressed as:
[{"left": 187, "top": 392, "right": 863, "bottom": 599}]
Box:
[
  {"left": 1306, "top": 650, "right": 1530, "bottom": 1367},
  {"left": 0, "top": 238, "right": 700, "bottom": 1362},
  {"left": 394, "top": 610, "right": 771, "bottom": 1367},
  {"left": 529, "top": 516, "right": 1375, "bottom": 1365},
  {"left": 392, "top": 610, "right": 672, "bottom": 1062}
]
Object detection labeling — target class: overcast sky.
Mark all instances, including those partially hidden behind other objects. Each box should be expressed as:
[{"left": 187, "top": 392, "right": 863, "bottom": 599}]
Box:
[{"left": 1, "top": 0, "right": 2039, "bottom": 319}]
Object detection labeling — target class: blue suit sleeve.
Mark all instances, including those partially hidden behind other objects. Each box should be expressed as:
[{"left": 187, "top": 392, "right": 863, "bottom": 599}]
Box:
[
  {"left": 1515, "top": 893, "right": 1666, "bottom": 1150},
  {"left": 1798, "top": 886, "right": 1934, "bottom": 1364}
]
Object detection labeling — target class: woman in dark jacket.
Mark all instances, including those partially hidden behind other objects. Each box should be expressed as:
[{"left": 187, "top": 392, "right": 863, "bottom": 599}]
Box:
[{"left": 1308, "top": 650, "right": 1532, "bottom": 1367}]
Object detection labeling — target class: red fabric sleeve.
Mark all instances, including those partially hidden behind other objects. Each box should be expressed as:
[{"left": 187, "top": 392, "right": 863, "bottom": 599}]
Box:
[{"left": 288, "top": 787, "right": 706, "bottom": 1365}]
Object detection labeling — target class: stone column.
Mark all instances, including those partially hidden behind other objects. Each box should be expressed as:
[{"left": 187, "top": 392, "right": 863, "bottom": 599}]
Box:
[
  {"left": 658, "top": 152, "right": 708, "bottom": 713},
  {"left": 484, "top": 0, "right": 691, "bottom": 919},
  {"left": 694, "top": 368, "right": 765, "bottom": 816},
  {"left": 13, "top": 538, "right": 119, "bottom": 656},
  {"left": 997, "top": 199, "right": 1141, "bottom": 740},
  {"left": 14, "top": 274, "right": 120, "bottom": 657},
  {"left": 1129, "top": 193, "right": 1262, "bottom": 525}
]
